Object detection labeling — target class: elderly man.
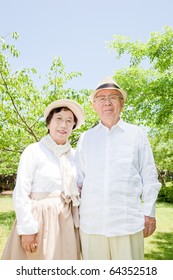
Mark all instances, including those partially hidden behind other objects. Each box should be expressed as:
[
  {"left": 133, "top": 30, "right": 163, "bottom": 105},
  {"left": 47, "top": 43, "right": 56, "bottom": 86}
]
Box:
[{"left": 75, "top": 76, "right": 161, "bottom": 260}]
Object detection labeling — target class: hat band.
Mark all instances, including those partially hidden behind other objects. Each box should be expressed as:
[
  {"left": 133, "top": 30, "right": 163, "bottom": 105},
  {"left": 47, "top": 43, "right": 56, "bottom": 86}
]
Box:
[{"left": 96, "top": 83, "right": 120, "bottom": 90}]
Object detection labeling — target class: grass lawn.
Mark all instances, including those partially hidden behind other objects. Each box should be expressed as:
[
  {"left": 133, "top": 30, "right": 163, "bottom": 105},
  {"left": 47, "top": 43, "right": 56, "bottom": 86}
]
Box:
[
  {"left": 0, "top": 194, "right": 173, "bottom": 259},
  {"left": 0, "top": 195, "right": 15, "bottom": 258},
  {"left": 144, "top": 202, "right": 173, "bottom": 260}
]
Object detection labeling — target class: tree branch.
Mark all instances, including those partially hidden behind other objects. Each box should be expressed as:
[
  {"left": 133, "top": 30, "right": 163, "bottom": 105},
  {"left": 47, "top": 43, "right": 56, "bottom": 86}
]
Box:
[{"left": 0, "top": 72, "right": 39, "bottom": 141}]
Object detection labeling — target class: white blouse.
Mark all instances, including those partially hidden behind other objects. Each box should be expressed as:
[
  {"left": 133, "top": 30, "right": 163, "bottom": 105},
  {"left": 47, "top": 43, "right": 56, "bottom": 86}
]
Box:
[
  {"left": 13, "top": 141, "right": 77, "bottom": 235},
  {"left": 75, "top": 119, "right": 161, "bottom": 237}
]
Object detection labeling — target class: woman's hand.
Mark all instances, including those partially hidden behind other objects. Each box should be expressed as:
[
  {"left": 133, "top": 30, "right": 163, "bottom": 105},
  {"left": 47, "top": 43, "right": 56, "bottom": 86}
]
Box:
[{"left": 21, "top": 233, "right": 38, "bottom": 253}]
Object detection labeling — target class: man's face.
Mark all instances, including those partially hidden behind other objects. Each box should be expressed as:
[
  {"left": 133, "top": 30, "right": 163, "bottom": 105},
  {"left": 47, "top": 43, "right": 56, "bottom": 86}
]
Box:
[{"left": 92, "top": 89, "right": 124, "bottom": 125}]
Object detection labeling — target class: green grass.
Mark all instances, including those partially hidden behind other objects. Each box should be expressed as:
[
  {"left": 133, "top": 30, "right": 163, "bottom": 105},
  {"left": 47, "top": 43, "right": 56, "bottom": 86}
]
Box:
[
  {"left": 0, "top": 195, "right": 13, "bottom": 212},
  {"left": 0, "top": 195, "right": 15, "bottom": 258},
  {"left": 144, "top": 202, "right": 173, "bottom": 260},
  {"left": 0, "top": 195, "right": 173, "bottom": 259}
]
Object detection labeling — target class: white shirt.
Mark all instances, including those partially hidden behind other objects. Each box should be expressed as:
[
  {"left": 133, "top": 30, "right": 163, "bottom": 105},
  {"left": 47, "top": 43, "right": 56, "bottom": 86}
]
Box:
[
  {"left": 13, "top": 141, "right": 77, "bottom": 235},
  {"left": 75, "top": 119, "right": 161, "bottom": 237}
]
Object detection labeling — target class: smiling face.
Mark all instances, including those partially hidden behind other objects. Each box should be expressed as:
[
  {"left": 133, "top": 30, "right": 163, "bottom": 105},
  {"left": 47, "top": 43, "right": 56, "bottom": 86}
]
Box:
[
  {"left": 47, "top": 108, "right": 75, "bottom": 145},
  {"left": 93, "top": 89, "right": 124, "bottom": 128}
]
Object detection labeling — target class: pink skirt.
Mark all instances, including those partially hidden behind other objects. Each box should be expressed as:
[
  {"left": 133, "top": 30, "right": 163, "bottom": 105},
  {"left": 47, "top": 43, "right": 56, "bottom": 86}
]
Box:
[{"left": 1, "top": 192, "right": 81, "bottom": 260}]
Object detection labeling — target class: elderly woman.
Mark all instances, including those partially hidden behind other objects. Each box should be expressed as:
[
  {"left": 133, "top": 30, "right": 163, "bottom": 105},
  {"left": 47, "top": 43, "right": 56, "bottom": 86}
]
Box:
[{"left": 1, "top": 99, "right": 85, "bottom": 260}]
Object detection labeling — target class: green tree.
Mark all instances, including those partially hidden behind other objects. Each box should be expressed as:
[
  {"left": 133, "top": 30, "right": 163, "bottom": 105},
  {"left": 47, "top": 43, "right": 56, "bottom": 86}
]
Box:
[
  {"left": 107, "top": 26, "right": 173, "bottom": 173},
  {"left": 0, "top": 33, "right": 92, "bottom": 177}
]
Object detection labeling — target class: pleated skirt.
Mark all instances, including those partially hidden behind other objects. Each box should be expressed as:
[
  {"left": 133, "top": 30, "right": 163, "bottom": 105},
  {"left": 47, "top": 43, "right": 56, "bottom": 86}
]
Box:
[{"left": 1, "top": 192, "right": 81, "bottom": 260}]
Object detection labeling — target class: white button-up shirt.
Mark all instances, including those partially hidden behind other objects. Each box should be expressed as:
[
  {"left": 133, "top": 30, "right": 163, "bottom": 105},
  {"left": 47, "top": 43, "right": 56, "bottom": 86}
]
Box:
[
  {"left": 13, "top": 141, "right": 77, "bottom": 235},
  {"left": 75, "top": 119, "right": 161, "bottom": 237}
]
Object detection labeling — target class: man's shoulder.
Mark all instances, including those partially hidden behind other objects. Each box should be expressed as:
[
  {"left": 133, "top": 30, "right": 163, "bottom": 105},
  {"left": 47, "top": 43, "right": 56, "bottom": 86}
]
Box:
[
  {"left": 122, "top": 121, "right": 147, "bottom": 137},
  {"left": 82, "top": 124, "right": 98, "bottom": 136},
  {"left": 123, "top": 121, "right": 142, "bottom": 130},
  {"left": 78, "top": 125, "right": 99, "bottom": 145}
]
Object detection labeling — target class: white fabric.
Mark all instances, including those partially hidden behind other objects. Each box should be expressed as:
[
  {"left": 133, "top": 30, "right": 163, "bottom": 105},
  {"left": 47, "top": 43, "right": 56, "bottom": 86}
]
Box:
[
  {"left": 75, "top": 119, "right": 161, "bottom": 237},
  {"left": 13, "top": 135, "right": 78, "bottom": 235},
  {"left": 41, "top": 135, "right": 79, "bottom": 206}
]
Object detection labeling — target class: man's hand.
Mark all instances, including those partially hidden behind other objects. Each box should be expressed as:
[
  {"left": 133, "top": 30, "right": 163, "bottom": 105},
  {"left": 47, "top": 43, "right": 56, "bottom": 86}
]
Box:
[
  {"left": 143, "top": 216, "right": 156, "bottom": 238},
  {"left": 21, "top": 233, "right": 38, "bottom": 253}
]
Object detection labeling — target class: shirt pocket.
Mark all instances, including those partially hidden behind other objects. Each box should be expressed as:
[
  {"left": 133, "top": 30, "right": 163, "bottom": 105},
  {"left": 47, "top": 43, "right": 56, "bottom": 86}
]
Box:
[{"left": 115, "top": 145, "right": 133, "bottom": 177}]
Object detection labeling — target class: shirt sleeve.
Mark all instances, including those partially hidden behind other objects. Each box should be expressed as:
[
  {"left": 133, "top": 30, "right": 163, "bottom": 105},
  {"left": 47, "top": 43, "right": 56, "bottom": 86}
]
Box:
[
  {"left": 139, "top": 128, "right": 162, "bottom": 217},
  {"left": 75, "top": 133, "right": 85, "bottom": 190},
  {"left": 13, "top": 144, "right": 39, "bottom": 235}
]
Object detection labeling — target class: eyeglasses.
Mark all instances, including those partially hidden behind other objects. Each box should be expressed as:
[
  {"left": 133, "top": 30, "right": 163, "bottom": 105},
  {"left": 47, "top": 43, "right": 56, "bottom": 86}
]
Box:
[
  {"left": 94, "top": 94, "right": 122, "bottom": 104},
  {"left": 55, "top": 117, "right": 75, "bottom": 127}
]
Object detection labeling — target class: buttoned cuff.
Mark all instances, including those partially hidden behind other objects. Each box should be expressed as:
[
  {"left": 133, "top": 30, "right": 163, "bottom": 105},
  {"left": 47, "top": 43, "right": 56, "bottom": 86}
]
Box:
[{"left": 143, "top": 202, "right": 156, "bottom": 217}]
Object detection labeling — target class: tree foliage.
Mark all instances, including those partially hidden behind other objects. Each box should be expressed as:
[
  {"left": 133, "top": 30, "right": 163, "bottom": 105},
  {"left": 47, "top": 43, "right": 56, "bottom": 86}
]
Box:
[
  {"left": 0, "top": 33, "right": 94, "bottom": 176},
  {"left": 107, "top": 26, "right": 173, "bottom": 173}
]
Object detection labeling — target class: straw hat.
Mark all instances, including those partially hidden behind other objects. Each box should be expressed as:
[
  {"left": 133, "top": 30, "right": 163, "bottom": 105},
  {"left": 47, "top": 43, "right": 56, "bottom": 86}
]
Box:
[
  {"left": 90, "top": 76, "right": 127, "bottom": 102},
  {"left": 44, "top": 99, "right": 85, "bottom": 129}
]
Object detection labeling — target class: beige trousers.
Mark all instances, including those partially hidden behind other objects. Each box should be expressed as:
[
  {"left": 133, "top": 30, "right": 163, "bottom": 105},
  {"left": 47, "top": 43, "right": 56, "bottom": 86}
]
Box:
[{"left": 80, "top": 229, "right": 144, "bottom": 260}]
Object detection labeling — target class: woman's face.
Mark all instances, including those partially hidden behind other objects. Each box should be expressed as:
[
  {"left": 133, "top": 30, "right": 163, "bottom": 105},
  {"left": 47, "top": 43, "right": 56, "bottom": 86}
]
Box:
[{"left": 47, "top": 108, "right": 75, "bottom": 145}]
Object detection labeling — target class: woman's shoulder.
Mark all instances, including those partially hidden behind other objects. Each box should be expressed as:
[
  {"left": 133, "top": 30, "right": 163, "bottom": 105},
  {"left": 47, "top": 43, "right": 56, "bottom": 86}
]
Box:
[
  {"left": 21, "top": 141, "right": 41, "bottom": 158},
  {"left": 23, "top": 141, "right": 40, "bottom": 151}
]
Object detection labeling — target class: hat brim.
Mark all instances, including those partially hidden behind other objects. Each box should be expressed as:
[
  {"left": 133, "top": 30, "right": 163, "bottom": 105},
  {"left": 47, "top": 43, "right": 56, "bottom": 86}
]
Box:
[
  {"left": 90, "top": 88, "right": 127, "bottom": 102},
  {"left": 44, "top": 99, "right": 85, "bottom": 129}
]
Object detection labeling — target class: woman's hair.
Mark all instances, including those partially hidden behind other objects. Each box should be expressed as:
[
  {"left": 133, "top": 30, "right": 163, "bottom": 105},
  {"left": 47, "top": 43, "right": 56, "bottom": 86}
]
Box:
[{"left": 46, "top": 107, "right": 77, "bottom": 129}]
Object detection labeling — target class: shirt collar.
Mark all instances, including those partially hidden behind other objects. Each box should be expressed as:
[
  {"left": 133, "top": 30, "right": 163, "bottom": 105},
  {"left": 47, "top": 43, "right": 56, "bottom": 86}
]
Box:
[{"left": 95, "top": 118, "right": 126, "bottom": 132}]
